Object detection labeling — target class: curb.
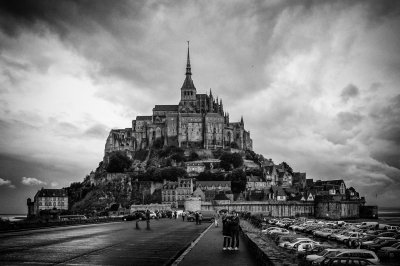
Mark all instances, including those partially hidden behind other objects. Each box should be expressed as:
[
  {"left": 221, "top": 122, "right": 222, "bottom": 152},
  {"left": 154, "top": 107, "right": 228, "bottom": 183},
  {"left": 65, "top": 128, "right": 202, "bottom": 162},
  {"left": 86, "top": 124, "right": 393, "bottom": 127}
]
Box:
[{"left": 170, "top": 223, "right": 213, "bottom": 266}]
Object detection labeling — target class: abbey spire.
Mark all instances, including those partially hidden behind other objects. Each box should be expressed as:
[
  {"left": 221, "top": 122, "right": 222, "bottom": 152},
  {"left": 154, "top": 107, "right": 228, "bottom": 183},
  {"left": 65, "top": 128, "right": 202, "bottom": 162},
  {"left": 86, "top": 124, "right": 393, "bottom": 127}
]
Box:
[
  {"left": 186, "top": 41, "right": 192, "bottom": 76},
  {"left": 180, "top": 41, "right": 197, "bottom": 106}
]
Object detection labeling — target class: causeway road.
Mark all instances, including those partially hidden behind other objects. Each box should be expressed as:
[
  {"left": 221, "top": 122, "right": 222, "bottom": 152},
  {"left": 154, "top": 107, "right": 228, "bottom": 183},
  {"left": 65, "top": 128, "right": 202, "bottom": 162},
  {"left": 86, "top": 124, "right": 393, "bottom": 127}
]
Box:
[{"left": 0, "top": 218, "right": 209, "bottom": 265}]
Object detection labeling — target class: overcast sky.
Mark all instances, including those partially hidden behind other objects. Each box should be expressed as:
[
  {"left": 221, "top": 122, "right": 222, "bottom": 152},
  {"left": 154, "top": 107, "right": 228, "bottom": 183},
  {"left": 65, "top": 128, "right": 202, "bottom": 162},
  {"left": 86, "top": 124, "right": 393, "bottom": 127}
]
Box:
[{"left": 0, "top": 0, "right": 399, "bottom": 214}]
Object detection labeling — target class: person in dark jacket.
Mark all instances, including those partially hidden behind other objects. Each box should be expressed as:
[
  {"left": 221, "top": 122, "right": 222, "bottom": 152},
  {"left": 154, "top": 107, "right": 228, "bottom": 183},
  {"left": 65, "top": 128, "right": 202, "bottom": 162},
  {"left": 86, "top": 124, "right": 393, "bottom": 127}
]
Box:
[
  {"left": 230, "top": 211, "right": 240, "bottom": 250},
  {"left": 222, "top": 214, "right": 232, "bottom": 250},
  {"left": 195, "top": 211, "right": 199, "bottom": 225}
]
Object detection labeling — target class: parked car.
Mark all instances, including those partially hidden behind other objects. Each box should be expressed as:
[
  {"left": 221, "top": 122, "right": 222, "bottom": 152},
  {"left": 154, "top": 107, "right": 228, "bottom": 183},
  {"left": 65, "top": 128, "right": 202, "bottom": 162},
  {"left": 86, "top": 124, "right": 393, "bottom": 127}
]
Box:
[
  {"left": 275, "top": 235, "right": 297, "bottom": 245},
  {"left": 122, "top": 215, "right": 134, "bottom": 221},
  {"left": 285, "top": 239, "right": 320, "bottom": 250},
  {"left": 319, "top": 257, "right": 377, "bottom": 265},
  {"left": 131, "top": 211, "right": 146, "bottom": 220},
  {"left": 377, "top": 232, "right": 397, "bottom": 238},
  {"left": 314, "top": 228, "right": 335, "bottom": 238},
  {"left": 198, "top": 210, "right": 216, "bottom": 222},
  {"left": 186, "top": 211, "right": 195, "bottom": 222},
  {"left": 377, "top": 242, "right": 400, "bottom": 258},
  {"left": 367, "top": 239, "right": 399, "bottom": 252},
  {"left": 349, "top": 235, "right": 376, "bottom": 248},
  {"left": 361, "top": 237, "right": 395, "bottom": 249},
  {"left": 312, "top": 249, "right": 379, "bottom": 265},
  {"left": 279, "top": 237, "right": 312, "bottom": 248},
  {"left": 267, "top": 228, "right": 290, "bottom": 235},
  {"left": 306, "top": 249, "right": 344, "bottom": 264},
  {"left": 261, "top": 226, "right": 281, "bottom": 233}
]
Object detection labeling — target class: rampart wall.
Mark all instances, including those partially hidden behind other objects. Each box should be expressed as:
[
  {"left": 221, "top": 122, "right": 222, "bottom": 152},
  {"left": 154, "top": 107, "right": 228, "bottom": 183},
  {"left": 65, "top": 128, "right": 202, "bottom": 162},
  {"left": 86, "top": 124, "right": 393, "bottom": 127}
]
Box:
[{"left": 201, "top": 201, "right": 315, "bottom": 217}]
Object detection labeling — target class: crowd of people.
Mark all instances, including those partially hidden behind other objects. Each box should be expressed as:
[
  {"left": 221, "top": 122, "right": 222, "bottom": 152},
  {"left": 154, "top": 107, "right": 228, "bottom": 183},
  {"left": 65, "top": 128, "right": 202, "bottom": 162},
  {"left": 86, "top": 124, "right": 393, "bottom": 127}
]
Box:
[{"left": 141, "top": 209, "right": 240, "bottom": 251}]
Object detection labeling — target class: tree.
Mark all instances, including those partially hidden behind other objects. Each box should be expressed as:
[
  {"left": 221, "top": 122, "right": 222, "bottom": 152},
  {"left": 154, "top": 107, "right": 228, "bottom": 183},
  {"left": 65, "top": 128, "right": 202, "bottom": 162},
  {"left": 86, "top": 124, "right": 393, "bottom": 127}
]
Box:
[
  {"left": 280, "top": 162, "right": 293, "bottom": 175},
  {"left": 220, "top": 152, "right": 243, "bottom": 171},
  {"left": 230, "top": 169, "right": 246, "bottom": 193},
  {"left": 171, "top": 153, "right": 185, "bottom": 163},
  {"left": 160, "top": 167, "right": 187, "bottom": 181},
  {"left": 230, "top": 142, "right": 239, "bottom": 149},
  {"left": 106, "top": 151, "right": 132, "bottom": 173},
  {"left": 220, "top": 152, "right": 233, "bottom": 171},
  {"left": 188, "top": 151, "right": 200, "bottom": 161},
  {"left": 152, "top": 138, "right": 164, "bottom": 149},
  {"left": 231, "top": 153, "right": 244, "bottom": 168}
]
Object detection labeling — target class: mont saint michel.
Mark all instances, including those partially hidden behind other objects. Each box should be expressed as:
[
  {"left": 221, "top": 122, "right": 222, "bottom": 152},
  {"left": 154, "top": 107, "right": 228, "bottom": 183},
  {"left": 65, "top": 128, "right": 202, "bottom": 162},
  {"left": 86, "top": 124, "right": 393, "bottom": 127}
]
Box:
[
  {"left": 1, "top": 1, "right": 400, "bottom": 265},
  {"left": 104, "top": 43, "right": 253, "bottom": 159}
]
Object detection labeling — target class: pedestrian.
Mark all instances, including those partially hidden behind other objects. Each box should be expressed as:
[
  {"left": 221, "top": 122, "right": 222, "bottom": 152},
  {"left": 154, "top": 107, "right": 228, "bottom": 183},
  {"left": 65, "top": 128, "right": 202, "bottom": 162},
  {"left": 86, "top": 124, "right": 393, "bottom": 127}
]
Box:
[
  {"left": 222, "top": 214, "right": 232, "bottom": 250},
  {"left": 199, "top": 212, "right": 203, "bottom": 225},
  {"left": 182, "top": 211, "right": 186, "bottom": 221},
  {"left": 214, "top": 211, "right": 219, "bottom": 227},
  {"left": 195, "top": 211, "right": 199, "bottom": 225},
  {"left": 230, "top": 211, "right": 240, "bottom": 250}
]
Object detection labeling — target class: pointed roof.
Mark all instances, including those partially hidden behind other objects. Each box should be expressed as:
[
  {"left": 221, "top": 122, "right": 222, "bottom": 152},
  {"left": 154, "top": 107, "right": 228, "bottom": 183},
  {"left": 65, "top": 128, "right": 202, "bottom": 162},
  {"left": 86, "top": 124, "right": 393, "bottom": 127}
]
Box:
[
  {"left": 186, "top": 41, "right": 191, "bottom": 76},
  {"left": 181, "top": 41, "right": 196, "bottom": 91}
]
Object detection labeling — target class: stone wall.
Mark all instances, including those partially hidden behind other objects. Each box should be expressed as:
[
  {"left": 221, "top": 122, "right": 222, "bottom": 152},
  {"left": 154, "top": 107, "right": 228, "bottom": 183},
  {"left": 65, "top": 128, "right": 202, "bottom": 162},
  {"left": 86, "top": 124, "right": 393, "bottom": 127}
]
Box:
[
  {"left": 201, "top": 201, "right": 314, "bottom": 217},
  {"left": 314, "top": 200, "right": 361, "bottom": 220},
  {"left": 184, "top": 197, "right": 202, "bottom": 211}
]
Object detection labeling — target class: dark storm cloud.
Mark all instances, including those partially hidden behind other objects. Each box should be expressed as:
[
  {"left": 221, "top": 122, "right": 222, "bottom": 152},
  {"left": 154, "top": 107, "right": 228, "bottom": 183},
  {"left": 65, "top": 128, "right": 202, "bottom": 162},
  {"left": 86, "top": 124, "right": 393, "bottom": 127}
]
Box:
[
  {"left": 340, "top": 84, "right": 359, "bottom": 102},
  {"left": 0, "top": 0, "right": 140, "bottom": 37},
  {"left": 369, "top": 94, "right": 400, "bottom": 169}
]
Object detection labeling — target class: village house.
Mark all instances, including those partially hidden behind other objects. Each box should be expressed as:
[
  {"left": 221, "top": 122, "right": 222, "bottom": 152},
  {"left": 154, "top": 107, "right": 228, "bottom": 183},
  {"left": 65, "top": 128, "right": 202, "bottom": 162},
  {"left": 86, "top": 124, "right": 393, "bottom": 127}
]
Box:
[
  {"left": 246, "top": 175, "right": 267, "bottom": 190},
  {"left": 30, "top": 188, "right": 69, "bottom": 216},
  {"left": 161, "top": 178, "right": 194, "bottom": 208},
  {"left": 263, "top": 164, "right": 278, "bottom": 187},
  {"left": 108, "top": 203, "right": 129, "bottom": 217},
  {"left": 313, "top": 179, "right": 346, "bottom": 195},
  {"left": 185, "top": 161, "right": 205, "bottom": 176}
]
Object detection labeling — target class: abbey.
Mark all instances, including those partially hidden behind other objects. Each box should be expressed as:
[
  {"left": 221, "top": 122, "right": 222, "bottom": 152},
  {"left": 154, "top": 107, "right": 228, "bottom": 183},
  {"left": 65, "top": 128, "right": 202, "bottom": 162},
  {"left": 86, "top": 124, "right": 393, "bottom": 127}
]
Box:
[{"left": 104, "top": 44, "right": 253, "bottom": 158}]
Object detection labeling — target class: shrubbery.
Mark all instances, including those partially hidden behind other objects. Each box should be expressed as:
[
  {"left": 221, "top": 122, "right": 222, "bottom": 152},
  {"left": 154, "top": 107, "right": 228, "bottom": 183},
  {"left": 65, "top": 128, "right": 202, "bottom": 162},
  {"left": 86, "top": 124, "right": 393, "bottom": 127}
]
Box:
[{"left": 106, "top": 151, "right": 132, "bottom": 173}]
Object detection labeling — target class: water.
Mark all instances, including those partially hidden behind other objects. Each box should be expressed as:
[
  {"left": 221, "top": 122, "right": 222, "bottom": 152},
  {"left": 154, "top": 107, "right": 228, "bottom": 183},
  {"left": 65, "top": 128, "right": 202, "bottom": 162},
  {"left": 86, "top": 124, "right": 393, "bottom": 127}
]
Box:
[{"left": 0, "top": 214, "right": 26, "bottom": 222}]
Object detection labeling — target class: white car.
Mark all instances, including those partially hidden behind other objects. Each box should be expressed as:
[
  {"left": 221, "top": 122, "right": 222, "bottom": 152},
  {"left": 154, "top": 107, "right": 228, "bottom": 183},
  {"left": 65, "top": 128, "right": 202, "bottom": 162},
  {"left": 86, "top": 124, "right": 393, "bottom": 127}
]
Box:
[
  {"left": 279, "top": 237, "right": 312, "bottom": 248},
  {"left": 285, "top": 239, "right": 320, "bottom": 250},
  {"left": 314, "top": 228, "right": 334, "bottom": 238},
  {"left": 306, "top": 249, "right": 344, "bottom": 263},
  {"left": 336, "top": 231, "right": 362, "bottom": 242},
  {"left": 267, "top": 228, "right": 290, "bottom": 235},
  {"left": 261, "top": 227, "right": 280, "bottom": 233}
]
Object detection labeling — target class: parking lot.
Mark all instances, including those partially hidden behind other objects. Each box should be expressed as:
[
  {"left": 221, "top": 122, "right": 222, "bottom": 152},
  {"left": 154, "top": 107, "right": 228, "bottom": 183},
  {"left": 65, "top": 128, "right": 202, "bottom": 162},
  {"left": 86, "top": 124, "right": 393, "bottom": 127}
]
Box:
[{"left": 260, "top": 217, "right": 400, "bottom": 265}]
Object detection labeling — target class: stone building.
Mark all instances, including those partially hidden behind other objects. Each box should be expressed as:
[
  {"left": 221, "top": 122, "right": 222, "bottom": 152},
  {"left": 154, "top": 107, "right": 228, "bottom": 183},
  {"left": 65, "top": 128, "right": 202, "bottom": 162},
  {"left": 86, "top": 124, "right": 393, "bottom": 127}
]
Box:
[
  {"left": 30, "top": 188, "right": 69, "bottom": 216},
  {"left": 161, "top": 178, "right": 194, "bottom": 208},
  {"left": 104, "top": 44, "right": 252, "bottom": 160}
]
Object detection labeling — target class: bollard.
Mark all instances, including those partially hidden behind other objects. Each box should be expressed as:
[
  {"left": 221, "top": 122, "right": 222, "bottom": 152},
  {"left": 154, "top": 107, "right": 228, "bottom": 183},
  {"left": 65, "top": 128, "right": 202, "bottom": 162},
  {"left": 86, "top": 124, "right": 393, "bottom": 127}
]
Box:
[
  {"left": 146, "top": 220, "right": 150, "bottom": 230},
  {"left": 136, "top": 220, "right": 140, "bottom": 230}
]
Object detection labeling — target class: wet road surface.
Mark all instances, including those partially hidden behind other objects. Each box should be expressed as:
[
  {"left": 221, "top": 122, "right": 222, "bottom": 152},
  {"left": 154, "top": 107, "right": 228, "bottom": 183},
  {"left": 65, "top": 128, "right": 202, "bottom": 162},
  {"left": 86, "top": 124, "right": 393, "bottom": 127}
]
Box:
[{"left": 0, "top": 219, "right": 209, "bottom": 265}]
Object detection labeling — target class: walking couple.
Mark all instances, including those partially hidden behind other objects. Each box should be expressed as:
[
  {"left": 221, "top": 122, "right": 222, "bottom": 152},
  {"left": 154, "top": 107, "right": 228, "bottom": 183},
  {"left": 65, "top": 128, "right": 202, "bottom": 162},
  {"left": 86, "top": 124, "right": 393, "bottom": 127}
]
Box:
[{"left": 222, "top": 211, "right": 240, "bottom": 251}]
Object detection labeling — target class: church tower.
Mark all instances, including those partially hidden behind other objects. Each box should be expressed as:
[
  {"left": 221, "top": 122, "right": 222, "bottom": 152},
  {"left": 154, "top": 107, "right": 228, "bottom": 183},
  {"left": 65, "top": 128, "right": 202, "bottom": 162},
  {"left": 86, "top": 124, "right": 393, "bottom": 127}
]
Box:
[{"left": 180, "top": 42, "right": 197, "bottom": 108}]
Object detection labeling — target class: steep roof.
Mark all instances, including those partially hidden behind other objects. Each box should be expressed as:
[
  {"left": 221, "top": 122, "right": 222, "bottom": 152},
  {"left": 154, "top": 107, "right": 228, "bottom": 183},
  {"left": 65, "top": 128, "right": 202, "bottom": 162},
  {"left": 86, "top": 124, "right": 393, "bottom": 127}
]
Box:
[
  {"left": 153, "top": 105, "right": 179, "bottom": 112},
  {"left": 35, "top": 189, "right": 67, "bottom": 198},
  {"left": 315, "top": 179, "right": 345, "bottom": 186},
  {"left": 163, "top": 182, "right": 178, "bottom": 189},
  {"left": 214, "top": 192, "right": 229, "bottom": 200},
  {"left": 197, "top": 181, "right": 231, "bottom": 187},
  {"left": 277, "top": 187, "right": 287, "bottom": 196},
  {"left": 136, "top": 116, "right": 152, "bottom": 121}
]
